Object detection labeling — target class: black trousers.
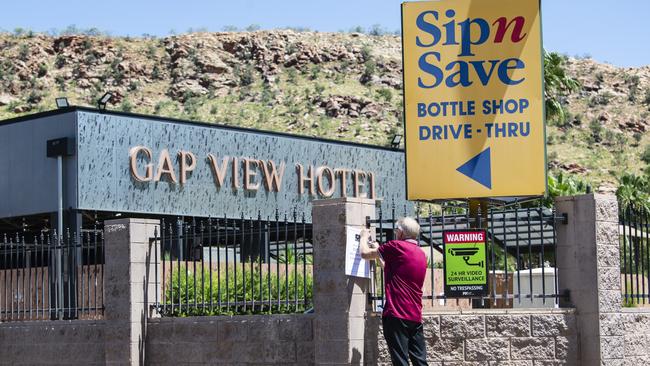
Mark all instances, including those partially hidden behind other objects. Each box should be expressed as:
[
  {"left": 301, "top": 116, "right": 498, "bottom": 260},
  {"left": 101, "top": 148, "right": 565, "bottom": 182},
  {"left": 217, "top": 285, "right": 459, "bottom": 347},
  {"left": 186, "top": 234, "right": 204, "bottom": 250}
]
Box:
[{"left": 382, "top": 316, "right": 428, "bottom": 366}]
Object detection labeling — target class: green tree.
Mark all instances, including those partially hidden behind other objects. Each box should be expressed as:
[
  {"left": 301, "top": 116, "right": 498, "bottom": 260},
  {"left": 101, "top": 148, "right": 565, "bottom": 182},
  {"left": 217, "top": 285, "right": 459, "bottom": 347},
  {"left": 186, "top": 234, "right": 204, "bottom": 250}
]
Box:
[
  {"left": 617, "top": 174, "right": 650, "bottom": 210},
  {"left": 544, "top": 52, "right": 580, "bottom": 124}
]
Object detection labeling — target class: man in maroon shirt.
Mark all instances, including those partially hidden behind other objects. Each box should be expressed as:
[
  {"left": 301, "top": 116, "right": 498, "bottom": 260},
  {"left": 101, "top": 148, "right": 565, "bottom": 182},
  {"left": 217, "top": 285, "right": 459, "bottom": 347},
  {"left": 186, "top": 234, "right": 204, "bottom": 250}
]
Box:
[{"left": 360, "top": 217, "right": 428, "bottom": 366}]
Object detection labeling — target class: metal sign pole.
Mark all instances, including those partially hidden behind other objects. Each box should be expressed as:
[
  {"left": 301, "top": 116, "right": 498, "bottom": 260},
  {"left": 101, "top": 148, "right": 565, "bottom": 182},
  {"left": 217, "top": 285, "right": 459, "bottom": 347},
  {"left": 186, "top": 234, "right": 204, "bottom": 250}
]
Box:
[
  {"left": 47, "top": 137, "right": 73, "bottom": 320},
  {"left": 55, "top": 155, "right": 64, "bottom": 319},
  {"left": 57, "top": 156, "right": 63, "bottom": 238},
  {"left": 469, "top": 199, "right": 488, "bottom": 229}
]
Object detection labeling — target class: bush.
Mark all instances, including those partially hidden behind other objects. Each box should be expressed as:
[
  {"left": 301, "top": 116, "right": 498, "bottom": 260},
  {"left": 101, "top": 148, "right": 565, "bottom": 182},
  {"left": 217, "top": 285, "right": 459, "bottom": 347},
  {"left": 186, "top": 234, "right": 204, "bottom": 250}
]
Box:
[
  {"left": 128, "top": 80, "right": 139, "bottom": 91},
  {"left": 18, "top": 44, "right": 29, "bottom": 61},
  {"left": 164, "top": 263, "right": 313, "bottom": 316},
  {"left": 588, "top": 119, "right": 604, "bottom": 143},
  {"left": 588, "top": 91, "right": 615, "bottom": 107},
  {"left": 37, "top": 63, "right": 48, "bottom": 77},
  {"left": 369, "top": 24, "right": 386, "bottom": 36},
  {"left": 309, "top": 65, "right": 320, "bottom": 80},
  {"left": 55, "top": 75, "right": 66, "bottom": 91},
  {"left": 260, "top": 85, "right": 276, "bottom": 104},
  {"left": 120, "top": 98, "right": 134, "bottom": 112},
  {"left": 543, "top": 172, "right": 589, "bottom": 207},
  {"left": 314, "top": 84, "right": 325, "bottom": 96},
  {"left": 55, "top": 54, "right": 65, "bottom": 68},
  {"left": 153, "top": 101, "right": 166, "bottom": 115},
  {"left": 183, "top": 96, "right": 200, "bottom": 115},
  {"left": 360, "top": 59, "right": 376, "bottom": 85},
  {"left": 641, "top": 145, "right": 650, "bottom": 165},
  {"left": 236, "top": 65, "right": 254, "bottom": 86},
  {"left": 377, "top": 88, "right": 393, "bottom": 102},
  {"left": 146, "top": 44, "right": 157, "bottom": 58},
  {"left": 151, "top": 64, "right": 161, "bottom": 80},
  {"left": 360, "top": 45, "right": 372, "bottom": 62},
  {"left": 643, "top": 89, "right": 650, "bottom": 106},
  {"left": 286, "top": 68, "right": 297, "bottom": 84}
]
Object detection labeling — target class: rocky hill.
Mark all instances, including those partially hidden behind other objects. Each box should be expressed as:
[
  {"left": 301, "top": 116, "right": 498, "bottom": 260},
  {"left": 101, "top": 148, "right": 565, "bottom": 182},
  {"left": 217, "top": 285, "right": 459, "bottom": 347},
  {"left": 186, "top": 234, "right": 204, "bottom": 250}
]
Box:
[{"left": 0, "top": 30, "right": 648, "bottom": 191}]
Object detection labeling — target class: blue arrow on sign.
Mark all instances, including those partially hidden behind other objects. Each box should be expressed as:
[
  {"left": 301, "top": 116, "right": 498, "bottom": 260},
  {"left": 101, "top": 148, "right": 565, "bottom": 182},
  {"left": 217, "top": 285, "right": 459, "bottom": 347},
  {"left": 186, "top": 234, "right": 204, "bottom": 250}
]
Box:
[{"left": 456, "top": 148, "right": 492, "bottom": 189}]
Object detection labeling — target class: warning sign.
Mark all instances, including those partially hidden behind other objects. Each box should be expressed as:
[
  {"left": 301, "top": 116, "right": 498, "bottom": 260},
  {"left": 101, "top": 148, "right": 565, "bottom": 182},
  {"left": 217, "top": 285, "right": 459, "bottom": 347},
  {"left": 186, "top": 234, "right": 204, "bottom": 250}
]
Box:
[{"left": 443, "top": 230, "right": 488, "bottom": 297}]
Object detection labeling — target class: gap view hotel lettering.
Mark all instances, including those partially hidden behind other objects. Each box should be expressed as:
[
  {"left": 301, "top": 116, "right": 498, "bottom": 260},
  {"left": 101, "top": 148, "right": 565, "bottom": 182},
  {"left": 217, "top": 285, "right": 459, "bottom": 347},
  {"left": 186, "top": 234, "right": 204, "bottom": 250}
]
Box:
[{"left": 129, "top": 146, "right": 377, "bottom": 199}]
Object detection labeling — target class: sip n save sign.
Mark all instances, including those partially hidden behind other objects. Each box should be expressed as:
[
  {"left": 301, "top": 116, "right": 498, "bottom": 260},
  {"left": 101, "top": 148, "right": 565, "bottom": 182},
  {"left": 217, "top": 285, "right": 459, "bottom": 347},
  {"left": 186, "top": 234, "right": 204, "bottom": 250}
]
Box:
[{"left": 401, "top": 0, "right": 546, "bottom": 200}]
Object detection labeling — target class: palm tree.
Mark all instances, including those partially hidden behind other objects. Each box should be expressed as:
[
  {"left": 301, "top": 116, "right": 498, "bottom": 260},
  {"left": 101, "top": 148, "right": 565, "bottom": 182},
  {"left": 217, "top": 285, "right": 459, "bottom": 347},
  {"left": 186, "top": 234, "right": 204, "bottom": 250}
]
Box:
[
  {"left": 617, "top": 174, "right": 650, "bottom": 210},
  {"left": 544, "top": 52, "right": 580, "bottom": 124}
]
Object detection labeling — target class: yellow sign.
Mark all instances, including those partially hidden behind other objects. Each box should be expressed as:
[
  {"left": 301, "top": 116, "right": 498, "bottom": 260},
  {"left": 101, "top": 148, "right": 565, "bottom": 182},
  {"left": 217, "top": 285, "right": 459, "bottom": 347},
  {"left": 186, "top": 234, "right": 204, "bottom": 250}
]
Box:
[{"left": 401, "top": 0, "right": 546, "bottom": 200}]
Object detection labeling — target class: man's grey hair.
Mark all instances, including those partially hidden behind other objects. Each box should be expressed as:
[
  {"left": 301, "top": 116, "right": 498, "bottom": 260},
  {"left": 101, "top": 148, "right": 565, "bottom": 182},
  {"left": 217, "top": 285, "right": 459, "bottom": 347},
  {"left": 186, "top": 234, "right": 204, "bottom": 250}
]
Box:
[{"left": 396, "top": 217, "right": 420, "bottom": 239}]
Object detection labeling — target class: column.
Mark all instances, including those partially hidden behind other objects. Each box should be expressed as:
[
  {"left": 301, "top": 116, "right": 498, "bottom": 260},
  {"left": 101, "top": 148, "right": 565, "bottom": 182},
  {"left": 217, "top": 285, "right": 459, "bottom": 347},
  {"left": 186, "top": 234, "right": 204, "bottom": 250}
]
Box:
[
  {"left": 103, "top": 218, "right": 161, "bottom": 365},
  {"left": 312, "top": 197, "right": 376, "bottom": 365},
  {"left": 555, "top": 194, "right": 621, "bottom": 364}
]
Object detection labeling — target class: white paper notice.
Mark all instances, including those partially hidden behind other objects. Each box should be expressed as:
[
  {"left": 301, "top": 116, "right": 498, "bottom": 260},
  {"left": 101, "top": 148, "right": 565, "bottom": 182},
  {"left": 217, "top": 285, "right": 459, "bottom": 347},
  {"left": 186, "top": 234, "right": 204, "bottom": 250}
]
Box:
[{"left": 345, "top": 227, "right": 371, "bottom": 279}]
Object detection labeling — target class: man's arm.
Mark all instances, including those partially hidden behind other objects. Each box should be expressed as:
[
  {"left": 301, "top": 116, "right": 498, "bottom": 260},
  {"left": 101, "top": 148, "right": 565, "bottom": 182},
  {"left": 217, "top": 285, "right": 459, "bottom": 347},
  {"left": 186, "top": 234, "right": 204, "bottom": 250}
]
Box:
[{"left": 359, "top": 228, "right": 380, "bottom": 261}]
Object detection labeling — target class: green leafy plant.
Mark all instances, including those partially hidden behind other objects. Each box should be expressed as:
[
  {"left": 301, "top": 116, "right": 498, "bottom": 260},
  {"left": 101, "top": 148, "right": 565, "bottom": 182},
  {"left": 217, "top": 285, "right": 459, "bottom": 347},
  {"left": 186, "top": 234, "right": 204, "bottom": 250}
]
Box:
[
  {"left": 543, "top": 173, "right": 589, "bottom": 207},
  {"left": 164, "top": 262, "right": 313, "bottom": 316},
  {"left": 277, "top": 247, "right": 313, "bottom": 265}
]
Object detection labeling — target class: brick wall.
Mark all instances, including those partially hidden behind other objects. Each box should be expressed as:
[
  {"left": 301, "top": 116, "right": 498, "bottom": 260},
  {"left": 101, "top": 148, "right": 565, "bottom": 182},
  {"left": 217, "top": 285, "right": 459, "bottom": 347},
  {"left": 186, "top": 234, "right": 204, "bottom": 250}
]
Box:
[
  {"left": 0, "top": 320, "right": 106, "bottom": 365},
  {"left": 145, "top": 314, "right": 314, "bottom": 365},
  {"left": 365, "top": 310, "right": 579, "bottom": 366}
]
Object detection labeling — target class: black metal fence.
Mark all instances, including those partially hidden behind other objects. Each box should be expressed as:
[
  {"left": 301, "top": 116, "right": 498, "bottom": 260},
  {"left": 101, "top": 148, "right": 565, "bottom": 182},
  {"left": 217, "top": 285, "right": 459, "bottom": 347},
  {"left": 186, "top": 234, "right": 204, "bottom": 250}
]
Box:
[
  {"left": 368, "top": 201, "right": 566, "bottom": 310},
  {"left": 151, "top": 209, "right": 313, "bottom": 317},
  {"left": 620, "top": 204, "right": 650, "bottom": 306},
  {"left": 0, "top": 230, "right": 104, "bottom": 321}
]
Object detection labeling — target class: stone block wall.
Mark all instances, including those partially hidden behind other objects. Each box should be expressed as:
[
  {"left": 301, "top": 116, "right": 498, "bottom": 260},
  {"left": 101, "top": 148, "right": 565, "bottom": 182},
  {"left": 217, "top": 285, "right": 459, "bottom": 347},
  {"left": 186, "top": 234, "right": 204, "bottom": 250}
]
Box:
[
  {"left": 0, "top": 320, "right": 106, "bottom": 365},
  {"left": 601, "top": 309, "right": 650, "bottom": 364},
  {"left": 4, "top": 196, "right": 650, "bottom": 365},
  {"left": 365, "top": 310, "right": 579, "bottom": 366},
  {"left": 145, "top": 314, "right": 314, "bottom": 365}
]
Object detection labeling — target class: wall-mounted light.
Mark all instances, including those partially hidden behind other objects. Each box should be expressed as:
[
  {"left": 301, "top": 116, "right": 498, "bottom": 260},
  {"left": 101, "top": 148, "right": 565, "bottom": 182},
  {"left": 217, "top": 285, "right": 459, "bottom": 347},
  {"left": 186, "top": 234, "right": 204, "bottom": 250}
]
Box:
[
  {"left": 97, "top": 92, "right": 114, "bottom": 110},
  {"left": 391, "top": 134, "right": 403, "bottom": 149},
  {"left": 55, "top": 97, "right": 69, "bottom": 109}
]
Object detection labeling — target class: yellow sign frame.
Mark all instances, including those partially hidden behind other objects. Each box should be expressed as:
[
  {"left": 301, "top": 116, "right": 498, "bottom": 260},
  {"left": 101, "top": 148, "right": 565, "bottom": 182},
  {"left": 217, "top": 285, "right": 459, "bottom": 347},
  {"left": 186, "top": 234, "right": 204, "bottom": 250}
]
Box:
[{"left": 401, "top": 0, "right": 546, "bottom": 200}]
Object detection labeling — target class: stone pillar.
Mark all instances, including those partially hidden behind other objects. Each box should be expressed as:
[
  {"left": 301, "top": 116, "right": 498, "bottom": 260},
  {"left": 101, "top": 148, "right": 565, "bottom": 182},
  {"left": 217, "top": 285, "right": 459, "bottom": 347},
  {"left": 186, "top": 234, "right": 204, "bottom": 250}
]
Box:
[
  {"left": 312, "top": 198, "right": 376, "bottom": 365},
  {"left": 555, "top": 194, "right": 620, "bottom": 365},
  {"left": 103, "top": 218, "right": 161, "bottom": 365}
]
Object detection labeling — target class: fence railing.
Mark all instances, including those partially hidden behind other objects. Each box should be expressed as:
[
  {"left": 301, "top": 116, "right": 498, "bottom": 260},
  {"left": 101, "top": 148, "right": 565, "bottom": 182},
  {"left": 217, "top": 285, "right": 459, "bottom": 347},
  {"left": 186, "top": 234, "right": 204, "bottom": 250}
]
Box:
[
  {"left": 151, "top": 209, "right": 313, "bottom": 317},
  {"left": 0, "top": 231, "right": 104, "bottom": 321},
  {"left": 368, "top": 202, "right": 566, "bottom": 310},
  {"left": 620, "top": 204, "right": 650, "bottom": 306}
]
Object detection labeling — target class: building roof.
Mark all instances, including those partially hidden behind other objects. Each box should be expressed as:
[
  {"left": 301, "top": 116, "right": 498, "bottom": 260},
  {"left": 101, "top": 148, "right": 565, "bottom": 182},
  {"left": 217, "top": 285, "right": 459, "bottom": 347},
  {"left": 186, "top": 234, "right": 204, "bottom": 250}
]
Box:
[{"left": 0, "top": 106, "right": 403, "bottom": 153}]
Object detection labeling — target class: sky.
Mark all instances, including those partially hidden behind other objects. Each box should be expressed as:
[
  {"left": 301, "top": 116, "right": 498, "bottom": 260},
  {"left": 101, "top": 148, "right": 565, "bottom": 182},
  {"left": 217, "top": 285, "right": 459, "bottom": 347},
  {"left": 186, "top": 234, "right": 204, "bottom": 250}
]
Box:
[{"left": 0, "top": 0, "right": 648, "bottom": 67}]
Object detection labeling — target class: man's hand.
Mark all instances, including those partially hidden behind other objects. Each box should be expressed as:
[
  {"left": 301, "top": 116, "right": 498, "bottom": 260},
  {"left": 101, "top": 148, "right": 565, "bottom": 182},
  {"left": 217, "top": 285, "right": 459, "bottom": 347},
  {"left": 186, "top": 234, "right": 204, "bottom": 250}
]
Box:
[{"left": 359, "top": 228, "right": 380, "bottom": 261}]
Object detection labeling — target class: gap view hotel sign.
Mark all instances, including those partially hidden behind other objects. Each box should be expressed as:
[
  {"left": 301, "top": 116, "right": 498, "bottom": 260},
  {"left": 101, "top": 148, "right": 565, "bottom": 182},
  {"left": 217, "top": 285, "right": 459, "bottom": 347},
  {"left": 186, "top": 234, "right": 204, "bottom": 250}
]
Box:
[
  {"left": 73, "top": 112, "right": 408, "bottom": 220},
  {"left": 401, "top": 0, "right": 546, "bottom": 200}
]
